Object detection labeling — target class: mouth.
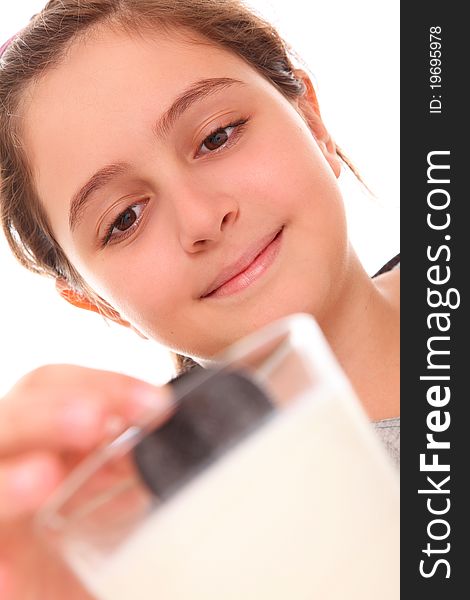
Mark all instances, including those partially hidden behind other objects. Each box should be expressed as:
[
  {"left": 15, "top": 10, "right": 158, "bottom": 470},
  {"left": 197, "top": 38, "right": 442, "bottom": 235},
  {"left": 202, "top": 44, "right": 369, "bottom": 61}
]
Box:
[{"left": 200, "top": 227, "right": 284, "bottom": 299}]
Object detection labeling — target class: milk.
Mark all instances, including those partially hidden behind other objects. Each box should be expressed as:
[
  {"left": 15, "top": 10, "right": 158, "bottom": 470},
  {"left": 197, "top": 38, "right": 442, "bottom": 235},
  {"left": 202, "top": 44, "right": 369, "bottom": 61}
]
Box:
[{"left": 71, "top": 386, "right": 399, "bottom": 600}]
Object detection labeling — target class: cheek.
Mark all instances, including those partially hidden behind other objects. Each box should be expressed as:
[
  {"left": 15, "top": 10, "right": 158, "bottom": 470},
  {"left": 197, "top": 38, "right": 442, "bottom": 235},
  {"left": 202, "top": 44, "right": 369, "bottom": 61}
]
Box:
[
  {"left": 232, "top": 118, "right": 339, "bottom": 219},
  {"left": 78, "top": 238, "right": 185, "bottom": 330}
]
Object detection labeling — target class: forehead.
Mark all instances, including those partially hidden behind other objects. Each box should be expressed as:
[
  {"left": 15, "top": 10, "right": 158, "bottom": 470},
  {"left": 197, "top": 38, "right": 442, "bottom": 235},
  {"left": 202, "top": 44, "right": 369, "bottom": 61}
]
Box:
[
  {"left": 22, "top": 25, "right": 259, "bottom": 138},
  {"left": 20, "top": 27, "right": 266, "bottom": 224},
  {"left": 22, "top": 26, "right": 256, "bottom": 140}
]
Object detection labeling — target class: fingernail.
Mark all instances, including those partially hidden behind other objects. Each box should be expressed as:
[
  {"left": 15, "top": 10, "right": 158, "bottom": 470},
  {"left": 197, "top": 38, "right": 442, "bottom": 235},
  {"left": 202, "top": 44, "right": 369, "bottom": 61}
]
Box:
[
  {"left": 8, "top": 460, "right": 53, "bottom": 503},
  {"left": 9, "top": 463, "right": 40, "bottom": 497},
  {"left": 128, "top": 385, "right": 173, "bottom": 420},
  {"left": 58, "top": 401, "right": 102, "bottom": 443}
]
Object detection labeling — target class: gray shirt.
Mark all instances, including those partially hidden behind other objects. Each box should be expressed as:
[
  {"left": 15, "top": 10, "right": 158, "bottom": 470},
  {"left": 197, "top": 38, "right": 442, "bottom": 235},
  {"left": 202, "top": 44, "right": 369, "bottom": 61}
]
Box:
[{"left": 373, "top": 417, "right": 400, "bottom": 467}]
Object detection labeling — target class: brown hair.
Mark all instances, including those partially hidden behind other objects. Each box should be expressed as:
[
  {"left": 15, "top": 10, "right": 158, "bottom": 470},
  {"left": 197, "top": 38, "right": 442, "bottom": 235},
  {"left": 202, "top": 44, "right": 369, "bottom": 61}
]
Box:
[{"left": 0, "top": 0, "right": 361, "bottom": 373}]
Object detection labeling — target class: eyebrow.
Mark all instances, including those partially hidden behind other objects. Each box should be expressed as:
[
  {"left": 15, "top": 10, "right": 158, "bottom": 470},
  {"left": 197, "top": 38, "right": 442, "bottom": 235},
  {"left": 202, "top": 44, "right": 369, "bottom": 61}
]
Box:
[{"left": 69, "top": 77, "right": 244, "bottom": 232}]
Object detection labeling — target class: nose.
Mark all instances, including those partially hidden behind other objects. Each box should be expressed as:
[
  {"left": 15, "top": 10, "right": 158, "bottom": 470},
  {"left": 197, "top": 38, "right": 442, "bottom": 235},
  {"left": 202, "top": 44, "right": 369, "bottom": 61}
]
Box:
[{"left": 172, "top": 185, "right": 239, "bottom": 253}]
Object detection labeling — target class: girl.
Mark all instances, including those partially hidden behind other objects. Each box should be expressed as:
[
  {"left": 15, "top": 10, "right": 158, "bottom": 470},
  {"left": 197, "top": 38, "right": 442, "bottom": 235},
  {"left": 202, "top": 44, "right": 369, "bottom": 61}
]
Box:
[{"left": 0, "top": 1, "right": 399, "bottom": 597}]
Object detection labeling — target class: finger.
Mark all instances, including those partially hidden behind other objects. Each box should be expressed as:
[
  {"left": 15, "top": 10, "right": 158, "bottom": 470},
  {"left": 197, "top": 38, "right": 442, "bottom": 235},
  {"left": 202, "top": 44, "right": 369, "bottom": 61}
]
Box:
[
  {"left": 0, "top": 562, "right": 14, "bottom": 599},
  {"left": 0, "top": 394, "right": 109, "bottom": 455},
  {"left": 0, "top": 452, "right": 65, "bottom": 520},
  {"left": 0, "top": 366, "right": 171, "bottom": 455}
]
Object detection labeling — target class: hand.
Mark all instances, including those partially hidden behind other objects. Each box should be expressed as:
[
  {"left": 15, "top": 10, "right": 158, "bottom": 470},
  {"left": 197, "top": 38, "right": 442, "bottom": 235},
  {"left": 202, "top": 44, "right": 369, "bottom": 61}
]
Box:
[{"left": 0, "top": 364, "right": 172, "bottom": 599}]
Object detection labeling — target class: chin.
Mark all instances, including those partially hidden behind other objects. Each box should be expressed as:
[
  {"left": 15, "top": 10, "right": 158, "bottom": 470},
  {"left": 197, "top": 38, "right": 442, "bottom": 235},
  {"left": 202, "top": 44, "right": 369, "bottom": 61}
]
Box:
[{"left": 201, "top": 295, "right": 318, "bottom": 359}]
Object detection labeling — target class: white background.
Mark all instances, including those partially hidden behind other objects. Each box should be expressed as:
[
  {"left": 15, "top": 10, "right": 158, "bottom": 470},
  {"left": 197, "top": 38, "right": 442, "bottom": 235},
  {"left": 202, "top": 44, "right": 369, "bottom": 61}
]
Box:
[{"left": 0, "top": 0, "right": 399, "bottom": 396}]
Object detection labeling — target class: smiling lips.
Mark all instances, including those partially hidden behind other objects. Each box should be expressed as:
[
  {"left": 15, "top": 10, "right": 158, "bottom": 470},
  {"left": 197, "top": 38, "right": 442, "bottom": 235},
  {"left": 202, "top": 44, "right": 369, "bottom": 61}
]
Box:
[{"left": 201, "top": 227, "right": 284, "bottom": 299}]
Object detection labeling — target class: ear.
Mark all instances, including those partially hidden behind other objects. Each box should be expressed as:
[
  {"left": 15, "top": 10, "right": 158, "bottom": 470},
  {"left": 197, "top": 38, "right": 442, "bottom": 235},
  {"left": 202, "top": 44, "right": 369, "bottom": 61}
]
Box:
[
  {"left": 55, "top": 279, "right": 147, "bottom": 339},
  {"left": 293, "top": 69, "right": 342, "bottom": 178}
]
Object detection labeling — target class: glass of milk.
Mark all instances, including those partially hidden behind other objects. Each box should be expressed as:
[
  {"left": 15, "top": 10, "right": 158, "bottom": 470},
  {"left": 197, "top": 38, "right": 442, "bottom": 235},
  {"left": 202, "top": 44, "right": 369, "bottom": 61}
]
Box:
[{"left": 36, "top": 313, "right": 399, "bottom": 600}]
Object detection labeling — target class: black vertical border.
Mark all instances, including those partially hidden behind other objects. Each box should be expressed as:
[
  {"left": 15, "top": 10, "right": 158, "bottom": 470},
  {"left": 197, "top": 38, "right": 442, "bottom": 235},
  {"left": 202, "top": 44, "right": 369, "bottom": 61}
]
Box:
[{"left": 401, "top": 1, "right": 468, "bottom": 596}]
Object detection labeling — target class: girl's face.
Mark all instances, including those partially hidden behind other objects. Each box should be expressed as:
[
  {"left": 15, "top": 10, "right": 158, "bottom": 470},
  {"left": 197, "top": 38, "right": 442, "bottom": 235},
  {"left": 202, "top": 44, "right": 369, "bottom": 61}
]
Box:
[{"left": 22, "top": 27, "right": 347, "bottom": 359}]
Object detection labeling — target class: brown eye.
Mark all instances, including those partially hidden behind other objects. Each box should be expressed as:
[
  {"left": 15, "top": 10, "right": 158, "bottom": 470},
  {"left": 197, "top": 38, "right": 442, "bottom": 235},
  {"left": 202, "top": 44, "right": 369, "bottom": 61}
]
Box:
[
  {"left": 198, "top": 119, "right": 249, "bottom": 157},
  {"left": 115, "top": 207, "right": 138, "bottom": 231},
  {"left": 203, "top": 127, "right": 229, "bottom": 151},
  {"left": 101, "top": 201, "right": 148, "bottom": 248}
]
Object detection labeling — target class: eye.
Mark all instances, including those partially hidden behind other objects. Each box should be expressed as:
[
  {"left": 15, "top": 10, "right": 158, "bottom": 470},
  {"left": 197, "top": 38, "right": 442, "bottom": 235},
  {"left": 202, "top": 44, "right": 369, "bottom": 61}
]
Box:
[
  {"left": 101, "top": 201, "right": 148, "bottom": 247},
  {"left": 198, "top": 118, "right": 249, "bottom": 157},
  {"left": 115, "top": 207, "right": 139, "bottom": 231}
]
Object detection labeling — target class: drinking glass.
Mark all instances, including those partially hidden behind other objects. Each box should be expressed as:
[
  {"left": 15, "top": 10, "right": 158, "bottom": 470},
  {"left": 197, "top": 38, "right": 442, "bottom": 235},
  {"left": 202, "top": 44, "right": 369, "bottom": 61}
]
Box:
[{"left": 36, "top": 313, "right": 399, "bottom": 600}]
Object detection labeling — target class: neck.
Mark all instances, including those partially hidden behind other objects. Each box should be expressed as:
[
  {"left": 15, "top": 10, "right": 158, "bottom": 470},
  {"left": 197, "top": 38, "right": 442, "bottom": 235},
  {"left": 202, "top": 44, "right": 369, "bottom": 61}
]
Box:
[{"left": 317, "top": 248, "right": 400, "bottom": 421}]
